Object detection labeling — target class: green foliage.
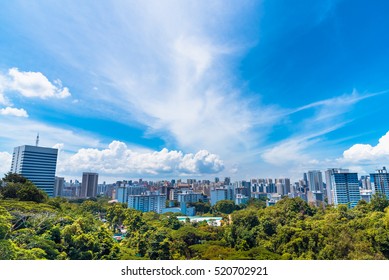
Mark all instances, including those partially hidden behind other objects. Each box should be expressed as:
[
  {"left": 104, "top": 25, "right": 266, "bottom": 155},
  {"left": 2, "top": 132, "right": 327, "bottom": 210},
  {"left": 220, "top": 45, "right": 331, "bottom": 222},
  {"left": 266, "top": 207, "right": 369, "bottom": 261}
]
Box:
[
  {"left": 0, "top": 206, "right": 12, "bottom": 239},
  {"left": 106, "top": 203, "right": 128, "bottom": 231},
  {"left": 61, "top": 217, "right": 117, "bottom": 260},
  {"left": 16, "top": 182, "right": 49, "bottom": 203},
  {"left": 246, "top": 197, "right": 267, "bottom": 209},
  {"left": 2, "top": 193, "right": 389, "bottom": 260},
  {"left": 213, "top": 200, "right": 238, "bottom": 214},
  {"left": 161, "top": 215, "right": 182, "bottom": 230},
  {"left": 80, "top": 199, "right": 106, "bottom": 215},
  {"left": 0, "top": 240, "right": 17, "bottom": 259},
  {"left": 225, "top": 209, "right": 260, "bottom": 250},
  {"left": 47, "top": 197, "right": 68, "bottom": 209},
  {"left": 370, "top": 193, "right": 389, "bottom": 212},
  {"left": 188, "top": 201, "right": 211, "bottom": 214},
  {"left": 0, "top": 181, "right": 48, "bottom": 203},
  {"left": 0, "top": 183, "right": 18, "bottom": 199},
  {"left": 190, "top": 241, "right": 281, "bottom": 260},
  {"left": 2, "top": 172, "right": 28, "bottom": 184},
  {"left": 146, "top": 229, "right": 171, "bottom": 260}
]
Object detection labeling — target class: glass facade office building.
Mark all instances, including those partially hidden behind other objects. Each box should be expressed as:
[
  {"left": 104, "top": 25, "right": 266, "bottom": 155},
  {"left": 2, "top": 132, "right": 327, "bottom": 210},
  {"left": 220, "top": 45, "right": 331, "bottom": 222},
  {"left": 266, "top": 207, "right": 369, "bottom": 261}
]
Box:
[
  {"left": 331, "top": 172, "right": 360, "bottom": 209},
  {"left": 11, "top": 145, "right": 58, "bottom": 197},
  {"left": 370, "top": 167, "right": 389, "bottom": 198}
]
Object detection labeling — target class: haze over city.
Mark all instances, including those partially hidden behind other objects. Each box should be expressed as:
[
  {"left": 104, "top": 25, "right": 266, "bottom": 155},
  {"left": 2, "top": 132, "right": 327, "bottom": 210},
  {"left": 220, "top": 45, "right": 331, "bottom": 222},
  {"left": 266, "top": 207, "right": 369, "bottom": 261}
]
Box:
[{"left": 1, "top": 0, "right": 389, "bottom": 183}]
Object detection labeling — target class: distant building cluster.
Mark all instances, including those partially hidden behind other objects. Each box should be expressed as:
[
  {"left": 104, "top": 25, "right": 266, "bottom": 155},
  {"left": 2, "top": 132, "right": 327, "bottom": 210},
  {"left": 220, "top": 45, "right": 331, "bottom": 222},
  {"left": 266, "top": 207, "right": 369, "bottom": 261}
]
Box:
[{"left": 7, "top": 139, "right": 389, "bottom": 215}]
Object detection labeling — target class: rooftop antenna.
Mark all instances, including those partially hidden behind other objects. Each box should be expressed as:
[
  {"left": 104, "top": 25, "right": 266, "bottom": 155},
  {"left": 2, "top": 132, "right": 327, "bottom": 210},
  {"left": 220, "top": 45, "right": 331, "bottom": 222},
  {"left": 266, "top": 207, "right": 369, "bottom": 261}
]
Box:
[{"left": 36, "top": 133, "right": 39, "bottom": 146}]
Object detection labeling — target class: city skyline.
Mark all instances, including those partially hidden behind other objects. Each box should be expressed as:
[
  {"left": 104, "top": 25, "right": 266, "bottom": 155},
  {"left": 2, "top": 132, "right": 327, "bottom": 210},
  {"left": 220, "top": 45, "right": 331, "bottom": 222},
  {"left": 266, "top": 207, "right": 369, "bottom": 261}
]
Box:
[
  {"left": 1, "top": 1, "right": 389, "bottom": 183},
  {"left": 2, "top": 138, "right": 385, "bottom": 211}
]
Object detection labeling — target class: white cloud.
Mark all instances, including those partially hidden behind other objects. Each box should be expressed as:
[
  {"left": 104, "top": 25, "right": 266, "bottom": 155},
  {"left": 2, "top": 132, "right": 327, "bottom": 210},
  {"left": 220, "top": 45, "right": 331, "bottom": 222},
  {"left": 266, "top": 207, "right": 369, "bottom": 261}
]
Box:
[
  {"left": 106, "top": 31, "right": 261, "bottom": 156},
  {"left": 179, "top": 150, "right": 224, "bottom": 174},
  {"left": 0, "top": 74, "right": 10, "bottom": 105},
  {"left": 2, "top": 2, "right": 380, "bottom": 182},
  {"left": 0, "top": 67, "right": 71, "bottom": 120},
  {"left": 0, "top": 107, "right": 28, "bottom": 117},
  {"left": 341, "top": 131, "right": 389, "bottom": 163},
  {"left": 4, "top": 1, "right": 277, "bottom": 168},
  {"left": 58, "top": 140, "right": 224, "bottom": 176},
  {"left": 6, "top": 68, "right": 71, "bottom": 99},
  {"left": 0, "top": 152, "right": 12, "bottom": 176}
]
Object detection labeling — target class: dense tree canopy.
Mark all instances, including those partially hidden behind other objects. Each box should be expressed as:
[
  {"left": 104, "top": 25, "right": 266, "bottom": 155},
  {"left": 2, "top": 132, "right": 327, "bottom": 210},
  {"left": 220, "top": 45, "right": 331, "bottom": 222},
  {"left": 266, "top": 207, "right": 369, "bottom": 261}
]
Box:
[
  {"left": 2, "top": 172, "right": 28, "bottom": 184},
  {"left": 1, "top": 185, "right": 389, "bottom": 260},
  {"left": 0, "top": 173, "right": 48, "bottom": 203},
  {"left": 213, "top": 200, "right": 239, "bottom": 214}
]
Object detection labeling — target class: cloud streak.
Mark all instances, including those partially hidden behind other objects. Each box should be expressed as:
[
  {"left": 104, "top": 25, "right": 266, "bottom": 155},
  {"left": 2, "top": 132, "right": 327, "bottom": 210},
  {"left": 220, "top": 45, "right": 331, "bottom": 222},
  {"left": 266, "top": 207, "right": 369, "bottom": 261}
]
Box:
[
  {"left": 292, "top": 89, "right": 384, "bottom": 122},
  {"left": 0, "top": 117, "right": 102, "bottom": 153},
  {"left": 5, "top": 1, "right": 275, "bottom": 166},
  {"left": 260, "top": 90, "right": 382, "bottom": 179},
  {"left": 1, "top": 1, "right": 386, "bottom": 182}
]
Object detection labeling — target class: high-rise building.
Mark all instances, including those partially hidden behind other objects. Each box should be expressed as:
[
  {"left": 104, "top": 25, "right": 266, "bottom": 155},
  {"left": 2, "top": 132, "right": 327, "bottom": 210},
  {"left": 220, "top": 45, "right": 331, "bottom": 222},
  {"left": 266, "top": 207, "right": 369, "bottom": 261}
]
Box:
[
  {"left": 331, "top": 172, "right": 360, "bottom": 208},
  {"left": 116, "top": 184, "right": 147, "bottom": 204},
  {"left": 265, "top": 183, "right": 276, "bottom": 194},
  {"left": 210, "top": 185, "right": 234, "bottom": 206},
  {"left": 370, "top": 167, "right": 389, "bottom": 198},
  {"left": 97, "top": 181, "right": 107, "bottom": 195},
  {"left": 80, "top": 172, "right": 98, "bottom": 198},
  {"left": 10, "top": 145, "right": 58, "bottom": 197},
  {"left": 177, "top": 191, "right": 204, "bottom": 205},
  {"left": 275, "top": 178, "right": 291, "bottom": 195},
  {"left": 360, "top": 175, "right": 371, "bottom": 190},
  {"left": 303, "top": 172, "right": 308, "bottom": 181},
  {"left": 307, "top": 171, "right": 324, "bottom": 205},
  {"left": 234, "top": 180, "right": 251, "bottom": 197},
  {"left": 128, "top": 192, "right": 166, "bottom": 214},
  {"left": 307, "top": 170, "right": 324, "bottom": 192},
  {"left": 325, "top": 168, "right": 349, "bottom": 205},
  {"left": 54, "top": 176, "right": 64, "bottom": 197},
  {"left": 235, "top": 193, "right": 249, "bottom": 205},
  {"left": 116, "top": 186, "right": 128, "bottom": 204}
]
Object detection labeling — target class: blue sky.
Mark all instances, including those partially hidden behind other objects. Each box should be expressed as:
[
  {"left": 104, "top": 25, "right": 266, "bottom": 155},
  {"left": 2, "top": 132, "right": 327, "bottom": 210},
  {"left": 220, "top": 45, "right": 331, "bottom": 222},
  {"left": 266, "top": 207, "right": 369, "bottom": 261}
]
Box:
[{"left": 1, "top": 0, "right": 389, "bottom": 182}]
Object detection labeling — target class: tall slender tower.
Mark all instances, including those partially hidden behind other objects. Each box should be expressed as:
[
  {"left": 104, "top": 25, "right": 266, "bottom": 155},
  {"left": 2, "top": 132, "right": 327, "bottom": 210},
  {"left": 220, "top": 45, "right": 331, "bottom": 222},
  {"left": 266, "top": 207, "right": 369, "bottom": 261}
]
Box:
[{"left": 36, "top": 133, "right": 39, "bottom": 146}]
